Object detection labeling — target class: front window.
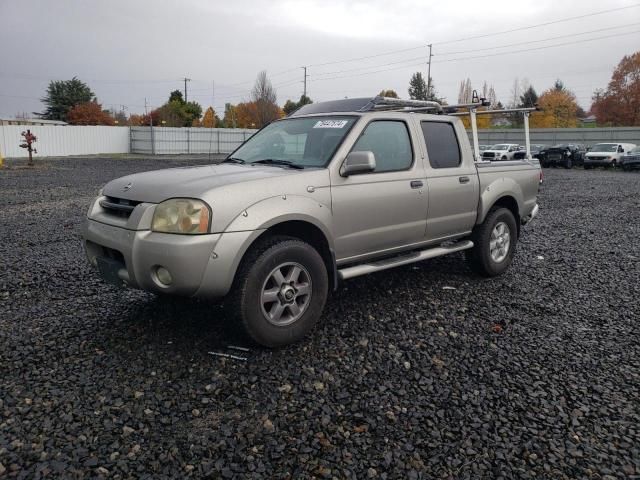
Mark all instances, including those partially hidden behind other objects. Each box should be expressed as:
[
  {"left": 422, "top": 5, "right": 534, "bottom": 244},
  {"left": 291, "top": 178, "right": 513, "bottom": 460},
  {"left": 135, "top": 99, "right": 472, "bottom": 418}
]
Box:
[
  {"left": 590, "top": 143, "right": 618, "bottom": 152},
  {"left": 351, "top": 120, "right": 413, "bottom": 172},
  {"left": 230, "top": 116, "right": 357, "bottom": 168},
  {"left": 491, "top": 144, "right": 509, "bottom": 150}
]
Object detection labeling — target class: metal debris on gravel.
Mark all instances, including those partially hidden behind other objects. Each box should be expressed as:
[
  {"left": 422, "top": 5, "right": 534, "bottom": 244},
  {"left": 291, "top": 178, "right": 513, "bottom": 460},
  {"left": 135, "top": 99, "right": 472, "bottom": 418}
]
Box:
[{"left": 1, "top": 157, "right": 639, "bottom": 479}]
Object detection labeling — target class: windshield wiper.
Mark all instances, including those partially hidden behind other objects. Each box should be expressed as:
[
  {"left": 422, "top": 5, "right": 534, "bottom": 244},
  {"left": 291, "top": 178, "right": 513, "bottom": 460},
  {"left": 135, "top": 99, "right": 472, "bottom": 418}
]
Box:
[
  {"left": 222, "top": 157, "right": 246, "bottom": 164},
  {"left": 251, "top": 159, "right": 304, "bottom": 169}
]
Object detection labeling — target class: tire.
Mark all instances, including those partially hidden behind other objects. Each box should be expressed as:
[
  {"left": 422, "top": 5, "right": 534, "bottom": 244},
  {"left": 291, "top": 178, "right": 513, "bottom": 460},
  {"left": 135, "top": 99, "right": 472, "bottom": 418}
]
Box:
[
  {"left": 622, "top": 165, "right": 630, "bottom": 172},
  {"left": 466, "top": 207, "right": 518, "bottom": 277},
  {"left": 226, "top": 235, "right": 329, "bottom": 347},
  {"left": 564, "top": 157, "right": 573, "bottom": 169},
  {"left": 584, "top": 165, "right": 592, "bottom": 170}
]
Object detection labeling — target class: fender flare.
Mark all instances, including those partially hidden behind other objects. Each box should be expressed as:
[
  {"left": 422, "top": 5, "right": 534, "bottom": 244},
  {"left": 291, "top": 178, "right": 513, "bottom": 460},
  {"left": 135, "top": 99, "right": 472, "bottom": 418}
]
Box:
[{"left": 477, "top": 177, "right": 523, "bottom": 225}]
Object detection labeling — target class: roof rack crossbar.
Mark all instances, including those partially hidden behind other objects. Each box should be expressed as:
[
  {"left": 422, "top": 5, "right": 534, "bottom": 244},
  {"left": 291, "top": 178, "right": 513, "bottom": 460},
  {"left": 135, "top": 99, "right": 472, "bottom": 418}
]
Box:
[
  {"left": 370, "top": 96, "right": 444, "bottom": 113},
  {"left": 449, "top": 106, "right": 538, "bottom": 116}
]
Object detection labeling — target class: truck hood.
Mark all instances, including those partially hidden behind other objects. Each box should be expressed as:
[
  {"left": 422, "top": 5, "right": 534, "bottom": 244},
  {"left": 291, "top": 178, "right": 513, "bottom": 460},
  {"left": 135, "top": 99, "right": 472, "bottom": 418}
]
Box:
[{"left": 102, "top": 164, "right": 319, "bottom": 203}]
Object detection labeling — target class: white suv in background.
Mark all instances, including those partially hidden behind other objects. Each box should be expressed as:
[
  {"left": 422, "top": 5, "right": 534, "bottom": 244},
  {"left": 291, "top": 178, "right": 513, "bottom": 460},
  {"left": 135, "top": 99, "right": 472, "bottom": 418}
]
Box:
[
  {"left": 584, "top": 143, "right": 637, "bottom": 169},
  {"left": 481, "top": 144, "right": 520, "bottom": 161}
]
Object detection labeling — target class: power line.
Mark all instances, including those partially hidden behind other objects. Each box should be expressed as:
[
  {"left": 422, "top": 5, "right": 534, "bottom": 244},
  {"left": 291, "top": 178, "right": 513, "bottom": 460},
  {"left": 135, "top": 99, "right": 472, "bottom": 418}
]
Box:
[
  {"left": 309, "top": 30, "right": 639, "bottom": 82},
  {"left": 309, "top": 22, "right": 638, "bottom": 79},
  {"left": 433, "top": 30, "right": 640, "bottom": 64},
  {"left": 437, "top": 21, "right": 640, "bottom": 56},
  {"left": 432, "top": 3, "right": 640, "bottom": 45},
  {"left": 296, "top": 4, "right": 640, "bottom": 69}
]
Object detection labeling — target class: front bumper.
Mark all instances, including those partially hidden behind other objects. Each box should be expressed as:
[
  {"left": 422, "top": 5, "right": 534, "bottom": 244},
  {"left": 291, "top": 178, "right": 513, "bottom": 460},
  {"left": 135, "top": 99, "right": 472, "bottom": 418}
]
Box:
[
  {"left": 621, "top": 159, "right": 640, "bottom": 169},
  {"left": 584, "top": 157, "right": 614, "bottom": 166},
  {"left": 82, "top": 218, "right": 261, "bottom": 299}
]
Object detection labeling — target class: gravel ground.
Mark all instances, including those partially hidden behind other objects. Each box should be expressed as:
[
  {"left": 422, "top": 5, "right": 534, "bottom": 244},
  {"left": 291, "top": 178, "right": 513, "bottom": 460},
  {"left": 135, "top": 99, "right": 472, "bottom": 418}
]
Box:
[{"left": 1, "top": 158, "right": 639, "bottom": 479}]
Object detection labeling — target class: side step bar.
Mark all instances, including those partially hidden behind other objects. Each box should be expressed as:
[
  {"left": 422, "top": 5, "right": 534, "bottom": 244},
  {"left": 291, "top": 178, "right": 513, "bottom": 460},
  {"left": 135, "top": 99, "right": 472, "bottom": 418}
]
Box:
[{"left": 338, "top": 240, "right": 474, "bottom": 280}]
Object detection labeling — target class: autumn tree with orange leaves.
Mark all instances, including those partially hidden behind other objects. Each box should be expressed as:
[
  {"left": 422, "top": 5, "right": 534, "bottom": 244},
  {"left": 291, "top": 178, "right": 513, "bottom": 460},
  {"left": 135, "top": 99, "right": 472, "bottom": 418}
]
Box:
[
  {"left": 591, "top": 51, "right": 640, "bottom": 126},
  {"left": 530, "top": 81, "right": 579, "bottom": 128},
  {"left": 67, "top": 101, "right": 115, "bottom": 125}
]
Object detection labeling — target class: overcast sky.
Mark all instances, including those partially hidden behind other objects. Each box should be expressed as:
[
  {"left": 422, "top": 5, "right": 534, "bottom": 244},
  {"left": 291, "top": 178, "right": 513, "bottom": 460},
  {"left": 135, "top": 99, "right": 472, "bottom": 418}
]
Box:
[{"left": 1, "top": 0, "right": 639, "bottom": 118}]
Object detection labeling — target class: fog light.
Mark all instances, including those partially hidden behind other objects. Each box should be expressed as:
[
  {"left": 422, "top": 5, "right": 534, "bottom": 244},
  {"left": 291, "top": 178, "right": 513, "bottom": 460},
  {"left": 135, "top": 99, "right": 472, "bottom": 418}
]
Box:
[{"left": 155, "top": 266, "right": 173, "bottom": 286}]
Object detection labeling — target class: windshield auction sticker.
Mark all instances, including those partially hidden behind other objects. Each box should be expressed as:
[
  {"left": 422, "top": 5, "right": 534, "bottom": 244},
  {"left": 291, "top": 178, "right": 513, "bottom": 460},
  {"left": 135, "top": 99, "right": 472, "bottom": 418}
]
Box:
[{"left": 313, "top": 120, "right": 348, "bottom": 129}]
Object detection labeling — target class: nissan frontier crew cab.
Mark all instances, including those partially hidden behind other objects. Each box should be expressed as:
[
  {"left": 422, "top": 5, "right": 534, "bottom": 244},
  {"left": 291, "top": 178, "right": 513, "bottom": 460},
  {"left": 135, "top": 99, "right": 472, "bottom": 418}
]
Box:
[{"left": 83, "top": 96, "right": 540, "bottom": 347}]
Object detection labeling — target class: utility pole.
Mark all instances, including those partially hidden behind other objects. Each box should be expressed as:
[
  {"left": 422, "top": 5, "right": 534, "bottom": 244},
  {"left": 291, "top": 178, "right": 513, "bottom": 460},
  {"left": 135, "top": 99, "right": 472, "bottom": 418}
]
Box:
[
  {"left": 302, "top": 66, "right": 308, "bottom": 99},
  {"left": 183, "top": 77, "right": 191, "bottom": 102},
  {"left": 426, "top": 44, "right": 433, "bottom": 100}
]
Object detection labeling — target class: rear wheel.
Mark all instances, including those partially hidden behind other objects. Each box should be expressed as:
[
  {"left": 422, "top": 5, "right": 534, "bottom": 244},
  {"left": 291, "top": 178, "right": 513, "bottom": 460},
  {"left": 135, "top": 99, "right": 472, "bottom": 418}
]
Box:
[
  {"left": 227, "top": 235, "right": 328, "bottom": 347},
  {"left": 466, "top": 207, "right": 517, "bottom": 277}
]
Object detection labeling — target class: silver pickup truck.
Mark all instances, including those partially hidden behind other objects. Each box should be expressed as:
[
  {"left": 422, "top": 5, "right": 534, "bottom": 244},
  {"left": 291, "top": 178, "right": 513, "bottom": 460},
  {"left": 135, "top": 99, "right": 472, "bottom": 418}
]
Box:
[{"left": 83, "top": 97, "right": 540, "bottom": 347}]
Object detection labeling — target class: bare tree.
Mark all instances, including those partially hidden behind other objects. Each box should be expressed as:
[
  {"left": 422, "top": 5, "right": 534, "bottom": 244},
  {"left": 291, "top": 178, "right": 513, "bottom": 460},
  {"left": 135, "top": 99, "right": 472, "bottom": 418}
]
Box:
[
  {"left": 457, "top": 78, "right": 473, "bottom": 103},
  {"left": 251, "top": 70, "right": 280, "bottom": 127}
]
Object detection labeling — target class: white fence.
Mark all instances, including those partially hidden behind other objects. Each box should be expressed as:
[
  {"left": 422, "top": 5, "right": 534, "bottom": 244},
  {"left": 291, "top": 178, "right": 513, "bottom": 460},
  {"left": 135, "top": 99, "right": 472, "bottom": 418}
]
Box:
[
  {"left": 130, "top": 127, "right": 257, "bottom": 154},
  {"left": 0, "top": 125, "right": 130, "bottom": 158},
  {"left": 467, "top": 127, "right": 640, "bottom": 147},
  {"left": 2, "top": 124, "right": 639, "bottom": 159}
]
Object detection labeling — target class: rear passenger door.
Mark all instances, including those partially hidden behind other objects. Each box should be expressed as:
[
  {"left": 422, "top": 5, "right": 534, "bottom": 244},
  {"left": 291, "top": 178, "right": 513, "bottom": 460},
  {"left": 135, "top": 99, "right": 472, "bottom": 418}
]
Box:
[{"left": 420, "top": 120, "right": 480, "bottom": 240}]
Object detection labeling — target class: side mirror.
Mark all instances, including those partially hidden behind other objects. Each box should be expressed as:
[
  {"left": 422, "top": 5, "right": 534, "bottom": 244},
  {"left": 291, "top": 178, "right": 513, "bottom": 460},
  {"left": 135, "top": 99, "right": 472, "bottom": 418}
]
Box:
[{"left": 341, "top": 151, "right": 376, "bottom": 176}]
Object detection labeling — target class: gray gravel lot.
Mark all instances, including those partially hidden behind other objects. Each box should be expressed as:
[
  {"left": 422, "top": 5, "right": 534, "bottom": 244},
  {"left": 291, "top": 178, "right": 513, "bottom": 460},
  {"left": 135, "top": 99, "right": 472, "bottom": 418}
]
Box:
[{"left": 1, "top": 158, "right": 639, "bottom": 479}]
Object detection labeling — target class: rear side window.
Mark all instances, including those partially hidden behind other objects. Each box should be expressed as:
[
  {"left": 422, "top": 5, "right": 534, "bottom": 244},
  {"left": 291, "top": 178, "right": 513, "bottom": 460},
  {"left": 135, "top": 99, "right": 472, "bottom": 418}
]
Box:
[
  {"left": 351, "top": 120, "right": 413, "bottom": 172},
  {"left": 421, "top": 122, "right": 461, "bottom": 169}
]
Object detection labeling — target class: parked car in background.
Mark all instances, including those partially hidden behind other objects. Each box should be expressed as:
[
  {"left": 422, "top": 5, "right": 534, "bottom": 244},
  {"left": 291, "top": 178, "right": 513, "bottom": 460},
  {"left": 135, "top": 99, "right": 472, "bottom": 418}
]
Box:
[
  {"left": 513, "top": 144, "right": 548, "bottom": 160},
  {"left": 620, "top": 146, "right": 640, "bottom": 171},
  {"left": 540, "top": 144, "right": 586, "bottom": 169},
  {"left": 478, "top": 144, "right": 491, "bottom": 152},
  {"left": 584, "top": 143, "right": 637, "bottom": 169},
  {"left": 482, "top": 144, "right": 520, "bottom": 161}
]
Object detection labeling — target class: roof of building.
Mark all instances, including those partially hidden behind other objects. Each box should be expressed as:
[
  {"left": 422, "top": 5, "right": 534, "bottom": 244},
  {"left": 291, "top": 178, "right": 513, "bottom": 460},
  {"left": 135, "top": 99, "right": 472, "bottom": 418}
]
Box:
[{"left": 1, "top": 118, "right": 68, "bottom": 125}]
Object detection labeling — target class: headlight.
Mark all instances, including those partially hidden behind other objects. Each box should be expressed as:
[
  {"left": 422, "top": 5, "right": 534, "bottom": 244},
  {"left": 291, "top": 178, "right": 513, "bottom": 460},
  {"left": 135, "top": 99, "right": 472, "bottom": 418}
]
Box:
[
  {"left": 152, "top": 198, "right": 211, "bottom": 234},
  {"left": 566, "top": 151, "right": 572, "bottom": 156}
]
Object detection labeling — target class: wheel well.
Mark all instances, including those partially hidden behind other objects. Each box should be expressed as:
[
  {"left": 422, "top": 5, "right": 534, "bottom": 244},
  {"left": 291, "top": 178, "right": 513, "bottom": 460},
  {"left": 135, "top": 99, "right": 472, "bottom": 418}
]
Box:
[
  {"left": 492, "top": 196, "right": 520, "bottom": 237},
  {"left": 254, "top": 221, "right": 336, "bottom": 290}
]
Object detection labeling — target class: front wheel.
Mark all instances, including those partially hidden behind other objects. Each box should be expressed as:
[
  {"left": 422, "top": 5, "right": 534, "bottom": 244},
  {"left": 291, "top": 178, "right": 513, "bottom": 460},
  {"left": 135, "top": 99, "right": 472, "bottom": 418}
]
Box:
[
  {"left": 466, "top": 207, "right": 517, "bottom": 277},
  {"left": 227, "top": 235, "right": 328, "bottom": 347}
]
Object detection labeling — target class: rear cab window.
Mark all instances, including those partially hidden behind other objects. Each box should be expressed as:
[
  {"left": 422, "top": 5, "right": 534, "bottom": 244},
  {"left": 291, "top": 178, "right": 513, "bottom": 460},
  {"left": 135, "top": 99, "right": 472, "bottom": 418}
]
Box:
[{"left": 420, "top": 121, "right": 461, "bottom": 169}]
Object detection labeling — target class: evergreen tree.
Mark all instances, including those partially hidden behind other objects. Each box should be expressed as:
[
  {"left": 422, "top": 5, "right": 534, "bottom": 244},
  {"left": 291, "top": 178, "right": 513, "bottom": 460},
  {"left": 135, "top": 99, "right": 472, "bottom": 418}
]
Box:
[
  {"left": 408, "top": 72, "right": 428, "bottom": 100},
  {"left": 41, "top": 77, "right": 95, "bottom": 121}
]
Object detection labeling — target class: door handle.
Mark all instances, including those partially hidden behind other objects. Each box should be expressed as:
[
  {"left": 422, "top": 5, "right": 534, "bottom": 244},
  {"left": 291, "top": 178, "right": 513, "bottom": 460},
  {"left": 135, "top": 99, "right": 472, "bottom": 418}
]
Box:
[
  {"left": 459, "top": 176, "right": 470, "bottom": 184},
  {"left": 410, "top": 180, "right": 423, "bottom": 189}
]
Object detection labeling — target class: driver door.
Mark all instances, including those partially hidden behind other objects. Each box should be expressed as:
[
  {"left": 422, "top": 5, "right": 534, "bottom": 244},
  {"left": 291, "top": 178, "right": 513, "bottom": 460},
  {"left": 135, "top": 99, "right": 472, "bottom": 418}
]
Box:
[{"left": 329, "top": 119, "right": 428, "bottom": 262}]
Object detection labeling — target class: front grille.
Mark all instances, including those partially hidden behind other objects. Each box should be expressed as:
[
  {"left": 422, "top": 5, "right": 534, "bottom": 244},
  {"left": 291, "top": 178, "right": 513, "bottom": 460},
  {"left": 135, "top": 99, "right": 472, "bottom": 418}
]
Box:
[
  {"left": 99, "top": 196, "right": 141, "bottom": 218},
  {"left": 482, "top": 152, "right": 495, "bottom": 159},
  {"left": 588, "top": 156, "right": 607, "bottom": 161},
  {"left": 548, "top": 153, "right": 562, "bottom": 161}
]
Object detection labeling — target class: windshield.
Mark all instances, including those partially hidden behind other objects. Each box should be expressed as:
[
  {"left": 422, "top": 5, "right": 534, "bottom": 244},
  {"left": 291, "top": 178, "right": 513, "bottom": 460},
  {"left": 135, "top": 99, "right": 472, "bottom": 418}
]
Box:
[
  {"left": 591, "top": 143, "right": 617, "bottom": 152},
  {"left": 229, "top": 116, "right": 357, "bottom": 168},
  {"left": 490, "top": 144, "right": 510, "bottom": 150},
  {"left": 531, "top": 144, "right": 546, "bottom": 150},
  {"left": 552, "top": 144, "right": 569, "bottom": 148}
]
